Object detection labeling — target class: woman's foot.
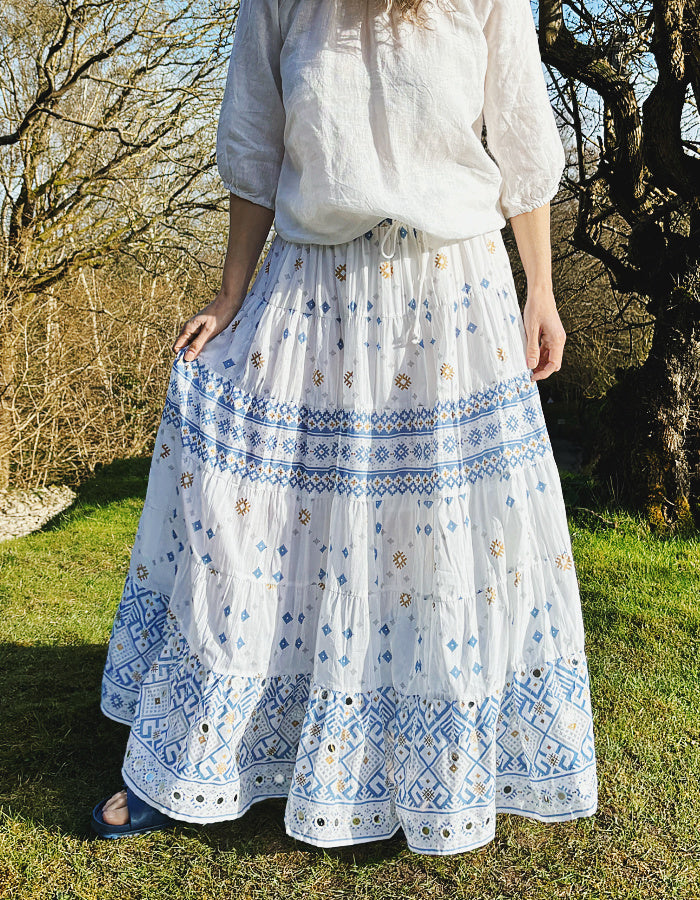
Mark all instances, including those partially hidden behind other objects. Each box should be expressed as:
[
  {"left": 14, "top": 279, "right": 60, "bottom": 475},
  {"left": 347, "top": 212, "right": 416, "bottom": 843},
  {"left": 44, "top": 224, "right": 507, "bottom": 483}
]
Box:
[
  {"left": 100, "top": 789, "right": 130, "bottom": 826},
  {"left": 92, "top": 785, "right": 175, "bottom": 838}
]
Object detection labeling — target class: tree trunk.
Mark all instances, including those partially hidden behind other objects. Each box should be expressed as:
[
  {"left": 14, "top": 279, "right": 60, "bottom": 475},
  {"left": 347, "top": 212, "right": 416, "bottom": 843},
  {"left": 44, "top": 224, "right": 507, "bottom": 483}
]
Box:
[
  {"left": 592, "top": 263, "right": 700, "bottom": 533},
  {"left": 0, "top": 301, "right": 17, "bottom": 491}
]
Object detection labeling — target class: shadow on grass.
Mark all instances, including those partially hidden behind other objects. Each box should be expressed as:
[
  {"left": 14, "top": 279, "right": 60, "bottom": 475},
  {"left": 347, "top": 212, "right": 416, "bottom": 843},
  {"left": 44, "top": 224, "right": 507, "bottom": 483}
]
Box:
[
  {"left": 39, "top": 457, "right": 153, "bottom": 533},
  {"left": 0, "top": 641, "right": 407, "bottom": 860}
]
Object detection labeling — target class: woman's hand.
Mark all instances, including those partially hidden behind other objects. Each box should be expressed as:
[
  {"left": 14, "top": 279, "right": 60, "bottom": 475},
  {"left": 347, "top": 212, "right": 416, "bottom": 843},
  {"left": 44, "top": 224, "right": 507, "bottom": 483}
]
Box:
[
  {"left": 522, "top": 284, "right": 566, "bottom": 382},
  {"left": 172, "top": 291, "right": 244, "bottom": 362}
]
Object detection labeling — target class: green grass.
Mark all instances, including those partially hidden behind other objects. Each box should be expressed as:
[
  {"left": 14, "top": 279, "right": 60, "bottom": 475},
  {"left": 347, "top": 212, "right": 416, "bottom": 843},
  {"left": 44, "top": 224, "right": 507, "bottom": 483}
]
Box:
[{"left": 1, "top": 460, "right": 699, "bottom": 899}]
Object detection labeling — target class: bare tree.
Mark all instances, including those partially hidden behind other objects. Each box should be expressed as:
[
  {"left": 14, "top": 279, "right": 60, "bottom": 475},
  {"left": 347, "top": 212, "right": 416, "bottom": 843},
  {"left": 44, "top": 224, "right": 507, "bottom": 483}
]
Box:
[
  {"left": 0, "top": 0, "right": 235, "bottom": 489},
  {"left": 534, "top": 0, "right": 700, "bottom": 531}
]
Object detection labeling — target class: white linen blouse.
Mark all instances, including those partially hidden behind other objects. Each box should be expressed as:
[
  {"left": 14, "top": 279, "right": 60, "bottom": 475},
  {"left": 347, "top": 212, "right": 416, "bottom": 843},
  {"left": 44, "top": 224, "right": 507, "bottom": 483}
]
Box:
[{"left": 216, "top": 0, "right": 566, "bottom": 249}]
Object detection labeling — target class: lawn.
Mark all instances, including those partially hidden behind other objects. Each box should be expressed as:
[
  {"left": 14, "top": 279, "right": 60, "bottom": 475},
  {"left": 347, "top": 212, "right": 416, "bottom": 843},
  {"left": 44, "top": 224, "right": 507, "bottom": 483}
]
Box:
[{"left": 0, "top": 459, "right": 699, "bottom": 900}]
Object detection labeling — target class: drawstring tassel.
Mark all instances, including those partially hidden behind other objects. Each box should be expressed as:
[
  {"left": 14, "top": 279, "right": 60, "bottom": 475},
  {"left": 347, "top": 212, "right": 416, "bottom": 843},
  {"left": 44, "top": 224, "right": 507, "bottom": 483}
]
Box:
[
  {"left": 410, "top": 231, "right": 430, "bottom": 346},
  {"left": 378, "top": 219, "right": 430, "bottom": 347},
  {"left": 379, "top": 220, "right": 402, "bottom": 260}
]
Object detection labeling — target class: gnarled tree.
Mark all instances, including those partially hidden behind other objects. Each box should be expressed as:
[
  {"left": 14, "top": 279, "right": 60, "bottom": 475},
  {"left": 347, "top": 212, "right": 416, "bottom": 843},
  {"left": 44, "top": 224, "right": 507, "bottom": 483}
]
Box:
[{"left": 537, "top": 0, "right": 700, "bottom": 532}]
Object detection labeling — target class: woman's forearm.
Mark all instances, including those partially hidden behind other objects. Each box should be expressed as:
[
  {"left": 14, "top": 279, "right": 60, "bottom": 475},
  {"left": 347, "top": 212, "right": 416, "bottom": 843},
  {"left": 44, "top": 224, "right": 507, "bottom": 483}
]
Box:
[
  {"left": 506, "top": 200, "right": 567, "bottom": 380},
  {"left": 508, "top": 201, "right": 554, "bottom": 291},
  {"left": 220, "top": 193, "right": 276, "bottom": 309},
  {"left": 171, "top": 193, "right": 275, "bottom": 360}
]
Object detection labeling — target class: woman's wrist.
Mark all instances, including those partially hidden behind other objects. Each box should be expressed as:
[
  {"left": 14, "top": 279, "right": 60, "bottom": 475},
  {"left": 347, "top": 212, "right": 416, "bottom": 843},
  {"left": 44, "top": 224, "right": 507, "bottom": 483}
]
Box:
[
  {"left": 526, "top": 280, "right": 557, "bottom": 305},
  {"left": 216, "top": 285, "right": 245, "bottom": 313}
]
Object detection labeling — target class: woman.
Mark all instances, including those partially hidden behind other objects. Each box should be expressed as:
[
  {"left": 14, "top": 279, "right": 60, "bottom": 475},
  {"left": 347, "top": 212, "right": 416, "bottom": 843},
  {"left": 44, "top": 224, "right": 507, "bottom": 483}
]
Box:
[{"left": 91, "top": 0, "right": 598, "bottom": 854}]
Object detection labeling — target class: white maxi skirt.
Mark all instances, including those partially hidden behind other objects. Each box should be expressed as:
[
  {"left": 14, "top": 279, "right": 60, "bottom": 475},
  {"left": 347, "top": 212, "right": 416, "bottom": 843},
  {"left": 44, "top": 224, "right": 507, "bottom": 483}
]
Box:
[{"left": 100, "top": 217, "right": 599, "bottom": 854}]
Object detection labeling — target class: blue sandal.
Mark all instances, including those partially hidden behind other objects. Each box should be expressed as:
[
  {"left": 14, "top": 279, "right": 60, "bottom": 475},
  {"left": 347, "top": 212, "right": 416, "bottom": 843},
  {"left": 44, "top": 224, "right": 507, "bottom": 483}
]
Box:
[{"left": 91, "top": 785, "right": 176, "bottom": 838}]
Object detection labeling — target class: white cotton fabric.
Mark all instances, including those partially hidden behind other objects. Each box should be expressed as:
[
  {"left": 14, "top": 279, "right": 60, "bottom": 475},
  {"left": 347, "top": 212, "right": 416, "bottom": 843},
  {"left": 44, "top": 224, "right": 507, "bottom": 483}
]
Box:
[
  {"left": 101, "top": 223, "right": 598, "bottom": 849},
  {"left": 216, "top": 0, "right": 567, "bottom": 247}
]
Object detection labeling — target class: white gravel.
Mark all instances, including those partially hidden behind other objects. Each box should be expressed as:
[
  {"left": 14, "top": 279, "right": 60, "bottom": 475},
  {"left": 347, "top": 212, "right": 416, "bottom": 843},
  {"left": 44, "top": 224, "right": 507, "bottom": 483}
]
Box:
[{"left": 0, "top": 485, "right": 77, "bottom": 543}]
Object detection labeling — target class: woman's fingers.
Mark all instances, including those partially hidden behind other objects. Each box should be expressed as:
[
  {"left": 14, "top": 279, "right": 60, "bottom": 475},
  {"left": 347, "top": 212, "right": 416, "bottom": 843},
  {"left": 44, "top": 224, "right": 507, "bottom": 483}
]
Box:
[
  {"left": 172, "top": 295, "right": 241, "bottom": 359},
  {"left": 530, "top": 328, "right": 565, "bottom": 381},
  {"left": 172, "top": 315, "right": 219, "bottom": 361},
  {"left": 172, "top": 316, "right": 204, "bottom": 354},
  {"left": 525, "top": 327, "right": 541, "bottom": 370},
  {"left": 523, "top": 302, "right": 566, "bottom": 382},
  {"left": 183, "top": 321, "right": 216, "bottom": 361}
]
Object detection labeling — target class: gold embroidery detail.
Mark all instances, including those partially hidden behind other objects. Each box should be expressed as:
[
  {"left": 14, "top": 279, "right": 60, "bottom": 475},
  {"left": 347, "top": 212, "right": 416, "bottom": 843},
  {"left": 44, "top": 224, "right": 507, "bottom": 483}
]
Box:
[
  {"left": 312, "top": 369, "right": 324, "bottom": 386},
  {"left": 434, "top": 252, "right": 448, "bottom": 270},
  {"left": 335, "top": 264, "right": 347, "bottom": 281},
  {"left": 440, "top": 363, "right": 454, "bottom": 380},
  {"left": 379, "top": 260, "right": 393, "bottom": 279},
  {"left": 251, "top": 350, "right": 264, "bottom": 368},
  {"left": 487, "top": 239, "right": 496, "bottom": 254},
  {"left": 490, "top": 539, "right": 505, "bottom": 558},
  {"left": 556, "top": 552, "right": 573, "bottom": 571},
  {"left": 180, "top": 471, "right": 194, "bottom": 489},
  {"left": 136, "top": 564, "right": 149, "bottom": 580},
  {"left": 298, "top": 507, "right": 311, "bottom": 525},
  {"left": 235, "top": 498, "right": 250, "bottom": 515},
  {"left": 395, "top": 372, "right": 411, "bottom": 390},
  {"left": 393, "top": 550, "right": 408, "bottom": 569},
  {"left": 399, "top": 592, "right": 412, "bottom": 607},
  {"left": 344, "top": 370, "right": 354, "bottom": 387},
  {"left": 497, "top": 347, "right": 507, "bottom": 361},
  {"left": 294, "top": 257, "right": 303, "bottom": 270}
]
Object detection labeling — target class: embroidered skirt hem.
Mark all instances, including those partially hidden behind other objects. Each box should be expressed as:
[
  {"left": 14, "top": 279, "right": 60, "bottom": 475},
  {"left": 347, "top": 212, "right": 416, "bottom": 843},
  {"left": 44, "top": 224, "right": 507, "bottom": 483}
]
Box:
[{"left": 99, "top": 219, "right": 599, "bottom": 854}]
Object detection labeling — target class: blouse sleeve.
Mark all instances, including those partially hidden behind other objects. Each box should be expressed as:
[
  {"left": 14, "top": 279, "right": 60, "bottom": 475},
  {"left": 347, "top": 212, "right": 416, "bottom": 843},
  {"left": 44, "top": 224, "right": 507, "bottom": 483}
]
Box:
[
  {"left": 216, "top": 0, "right": 285, "bottom": 210},
  {"left": 481, "top": 0, "right": 565, "bottom": 220}
]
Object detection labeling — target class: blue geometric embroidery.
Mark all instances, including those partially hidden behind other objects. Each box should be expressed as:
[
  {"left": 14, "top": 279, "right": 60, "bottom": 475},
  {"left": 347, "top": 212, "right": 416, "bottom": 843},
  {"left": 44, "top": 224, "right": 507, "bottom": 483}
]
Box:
[
  {"left": 100, "top": 224, "right": 598, "bottom": 856},
  {"left": 164, "top": 363, "right": 552, "bottom": 499},
  {"left": 116, "top": 625, "right": 597, "bottom": 854}
]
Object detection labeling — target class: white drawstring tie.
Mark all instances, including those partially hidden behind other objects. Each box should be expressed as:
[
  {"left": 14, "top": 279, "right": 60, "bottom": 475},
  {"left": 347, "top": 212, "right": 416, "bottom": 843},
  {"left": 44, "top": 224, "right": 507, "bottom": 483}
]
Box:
[
  {"left": 379, "top": 219, "right": 403, "bottom": 261},
  {"left": 378, "top": 219, "right": 431, "bottom": 346}
]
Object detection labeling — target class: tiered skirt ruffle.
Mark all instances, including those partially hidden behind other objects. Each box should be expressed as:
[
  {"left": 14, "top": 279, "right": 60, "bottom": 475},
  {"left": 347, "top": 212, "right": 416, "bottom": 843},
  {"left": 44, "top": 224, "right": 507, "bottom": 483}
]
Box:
[{"left": 101, "top": 219, "right": 598, "bottom": 854}]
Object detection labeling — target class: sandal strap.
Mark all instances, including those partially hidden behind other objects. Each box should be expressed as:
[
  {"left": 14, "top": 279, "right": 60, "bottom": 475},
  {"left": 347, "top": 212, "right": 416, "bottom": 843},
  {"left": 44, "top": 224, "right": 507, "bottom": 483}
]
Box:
[{"left": 125, "top": 786, "right": 171, "bottom": 831}]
